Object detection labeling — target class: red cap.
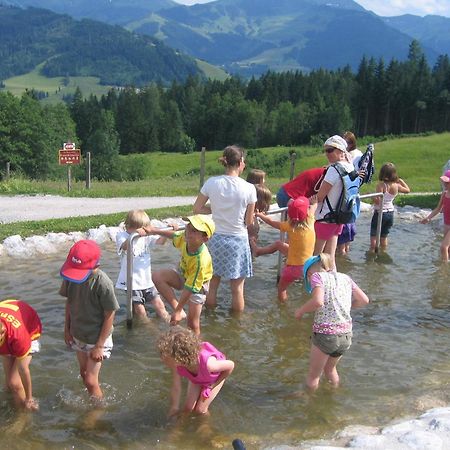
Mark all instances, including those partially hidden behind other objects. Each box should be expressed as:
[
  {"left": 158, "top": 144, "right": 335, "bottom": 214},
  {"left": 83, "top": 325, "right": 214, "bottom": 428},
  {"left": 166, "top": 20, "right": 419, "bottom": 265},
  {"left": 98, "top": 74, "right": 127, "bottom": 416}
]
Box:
[
  {"left": 60, "top": 240, "right": 101, "bottom": 283},
  {"left": 288, "top": 196, "right": 309, "bottom": 221}
]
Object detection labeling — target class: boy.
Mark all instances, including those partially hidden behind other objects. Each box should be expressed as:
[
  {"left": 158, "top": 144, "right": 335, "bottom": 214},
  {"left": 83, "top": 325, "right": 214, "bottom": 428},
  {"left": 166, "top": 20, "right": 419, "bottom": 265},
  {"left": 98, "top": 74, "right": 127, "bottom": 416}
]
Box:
[
  {"left": 139, "top": 215, "right": 215, "bottom": 335},
  {"left": 59, "top": 240, "right": 120, "bottom": 402},
  {"left": 0, "top": 299, "right": 41, "bottom": 411}
]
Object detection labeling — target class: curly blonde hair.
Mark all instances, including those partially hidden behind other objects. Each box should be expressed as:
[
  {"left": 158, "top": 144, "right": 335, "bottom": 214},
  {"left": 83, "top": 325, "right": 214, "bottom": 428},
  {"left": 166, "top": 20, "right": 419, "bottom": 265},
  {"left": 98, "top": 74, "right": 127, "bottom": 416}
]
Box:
[{"left": 157, "top": 326, "right": 201, "bottom": 367}]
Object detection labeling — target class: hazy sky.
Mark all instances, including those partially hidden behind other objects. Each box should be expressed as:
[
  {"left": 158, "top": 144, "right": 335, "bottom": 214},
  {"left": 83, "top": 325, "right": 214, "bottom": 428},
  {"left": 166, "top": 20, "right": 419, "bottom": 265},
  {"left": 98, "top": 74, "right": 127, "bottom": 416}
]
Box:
[{"left": 173, "top": 0, "right": 450, "bottom": 18}]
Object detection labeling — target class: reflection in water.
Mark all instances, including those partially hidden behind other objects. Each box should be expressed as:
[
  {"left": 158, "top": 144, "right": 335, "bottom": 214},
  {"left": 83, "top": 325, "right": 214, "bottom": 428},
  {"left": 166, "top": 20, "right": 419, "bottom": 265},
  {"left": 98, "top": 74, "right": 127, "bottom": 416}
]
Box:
[{"left": 0, "top": 212, "right": 449, "bottom": 448}]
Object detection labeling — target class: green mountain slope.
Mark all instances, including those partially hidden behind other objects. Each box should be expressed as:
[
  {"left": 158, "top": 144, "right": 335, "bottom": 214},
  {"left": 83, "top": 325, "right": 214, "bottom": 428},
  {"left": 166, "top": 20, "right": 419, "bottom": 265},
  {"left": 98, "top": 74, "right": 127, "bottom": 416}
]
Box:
[{"left": 0, "top": 5, "right": 202, "bottom": 86}]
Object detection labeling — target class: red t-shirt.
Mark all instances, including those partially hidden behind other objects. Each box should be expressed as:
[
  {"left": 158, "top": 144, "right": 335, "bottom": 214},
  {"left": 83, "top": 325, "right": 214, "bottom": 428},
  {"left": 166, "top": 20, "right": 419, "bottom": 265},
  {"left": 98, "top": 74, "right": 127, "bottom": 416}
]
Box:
[
  {"left": 283, "top": 167, "right": 326, "bottom": 199},
  {"left": 0, "top": 300, "right": 42, "bottom": 358}
]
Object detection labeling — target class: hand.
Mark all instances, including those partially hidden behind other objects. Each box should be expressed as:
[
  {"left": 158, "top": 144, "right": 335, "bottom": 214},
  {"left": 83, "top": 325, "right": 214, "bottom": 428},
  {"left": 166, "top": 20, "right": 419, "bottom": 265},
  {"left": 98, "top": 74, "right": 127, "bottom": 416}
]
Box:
[
  {"left": 170, "top": 310, "right": 184, "bottom": 325},
  {"left": 90, "top": 346, "right": 104, "bottom": 362},
  {"left": 64, "top": 330, "right": 74, "bottom": 347},
  {"left": 24, "top": 398, "right": 39, "bottom": 411},
  {"left": 420, "top": 217, "right": 430, "bottom": 224},
  {"left": 167, "top": 407, "right": 179, "bottom": 419},
  {"left": 294, "top": 309, "right": 303, "bottom": 320},
  {"left": 308, "top": 194, "right": 318, "bottom": 205}
]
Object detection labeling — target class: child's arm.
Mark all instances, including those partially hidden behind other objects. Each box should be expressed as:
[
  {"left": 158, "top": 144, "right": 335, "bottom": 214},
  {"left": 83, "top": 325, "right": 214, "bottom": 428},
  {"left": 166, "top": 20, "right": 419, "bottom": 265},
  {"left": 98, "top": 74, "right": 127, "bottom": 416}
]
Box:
[
  {"left": 64, "top": 299, "right": 73, "bottom": 346},
  {"left": 16, "top": 358, "right": 38, "bottom": 411},
  {"left": 421, "top": 193, "right": 445, "bottom": 223},
  {"left": 255, "top": 212, "right": 282, "bottom": 230},
  {"left": 90, "top": 310, "right": 115, "bottom": 362},
  {"left": 138, "top": 224, "right": 175, "bottom": 239},
  {"left": 205, "top": 357, "right": 235, "bottom": 390},
  {"left": 351, "top": 285, "right": 370, "bottom": 308},
  {"left": 294, "top": 287, "right": 324, "bottom": 320},
  {"left": 193, "top": 193, "right": 212, "bottom": 215},
  {"left": 397, "top": 178, "right": 410, "bottom": 194},
  {"left": 372, "top": 182, "right": 384, "bottom": 207},
  {"left": 168, "top": 368, "right": 182, "bottom": 418}
]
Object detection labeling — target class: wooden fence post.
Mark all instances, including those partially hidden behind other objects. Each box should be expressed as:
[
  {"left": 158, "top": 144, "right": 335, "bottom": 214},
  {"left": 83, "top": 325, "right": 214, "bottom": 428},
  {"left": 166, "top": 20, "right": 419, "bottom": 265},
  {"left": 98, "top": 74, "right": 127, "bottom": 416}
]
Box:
[{"left": 199, "top": 146, "right": 206, "bottom": 189}]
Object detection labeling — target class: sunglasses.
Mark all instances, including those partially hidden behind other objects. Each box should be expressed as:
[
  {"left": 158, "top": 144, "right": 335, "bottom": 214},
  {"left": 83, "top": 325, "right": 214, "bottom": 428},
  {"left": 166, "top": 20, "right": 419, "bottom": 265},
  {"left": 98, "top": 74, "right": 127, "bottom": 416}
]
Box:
[{"left": 324, "top": 147, "right": 336, "bottom": 154}]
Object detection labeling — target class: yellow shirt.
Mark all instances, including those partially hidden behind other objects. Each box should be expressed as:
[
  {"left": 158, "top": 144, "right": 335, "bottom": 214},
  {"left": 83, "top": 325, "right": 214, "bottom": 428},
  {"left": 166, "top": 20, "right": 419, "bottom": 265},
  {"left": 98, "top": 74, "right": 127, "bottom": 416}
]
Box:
[
  {"left": 280, "top": 215, "right": 315, "bottom": 266},
  {"left": 173, "top": 232, "right": 213, "bottom": 293}
]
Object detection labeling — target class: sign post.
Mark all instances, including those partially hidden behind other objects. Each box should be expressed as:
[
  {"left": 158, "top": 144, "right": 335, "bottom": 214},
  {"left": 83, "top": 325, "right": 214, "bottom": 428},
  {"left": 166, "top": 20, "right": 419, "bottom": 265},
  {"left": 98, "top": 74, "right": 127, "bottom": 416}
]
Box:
[{"left": 59, "top": 142, "right": 81, "bottom": 192}]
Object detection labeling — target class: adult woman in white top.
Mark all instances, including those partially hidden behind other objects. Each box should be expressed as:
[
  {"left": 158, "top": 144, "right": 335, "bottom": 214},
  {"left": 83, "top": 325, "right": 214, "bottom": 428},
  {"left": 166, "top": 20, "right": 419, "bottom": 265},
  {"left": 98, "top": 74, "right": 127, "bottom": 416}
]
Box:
[
  {"left": 193, "top": 145, "right": 257, "bottom": 312},
  {"left": 312, "top": 135, "right": 355, "bottom": 269}
]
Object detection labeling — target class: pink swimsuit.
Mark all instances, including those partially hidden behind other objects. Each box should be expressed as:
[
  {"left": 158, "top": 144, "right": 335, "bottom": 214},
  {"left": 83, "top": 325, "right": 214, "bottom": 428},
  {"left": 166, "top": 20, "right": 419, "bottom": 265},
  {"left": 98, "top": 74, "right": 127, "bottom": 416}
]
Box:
[
  {"left": 177, "top": 342, "right": 225, "bottom": 387},
  {"left": 443, "top": 195, "right": 450, "bottom": 226}
]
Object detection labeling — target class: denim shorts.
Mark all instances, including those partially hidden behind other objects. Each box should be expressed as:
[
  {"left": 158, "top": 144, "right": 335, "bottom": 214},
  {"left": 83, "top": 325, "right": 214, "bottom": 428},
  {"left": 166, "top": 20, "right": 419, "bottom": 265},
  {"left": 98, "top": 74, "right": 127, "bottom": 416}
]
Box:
[
  {"left": 311, "top": 332, "right": 352, "bottom": 357},
  {"left": 370, "top": 210, "right": 394, "bottom": 237},
  {"left": 132, "top": 287, "right": 159, "bottom": 305}
]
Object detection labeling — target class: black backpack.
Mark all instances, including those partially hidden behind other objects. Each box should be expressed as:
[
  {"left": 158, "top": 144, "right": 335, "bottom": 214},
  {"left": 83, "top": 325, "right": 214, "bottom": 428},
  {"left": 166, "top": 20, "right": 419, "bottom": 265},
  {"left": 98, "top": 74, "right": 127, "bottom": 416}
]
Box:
[{"left": 318, "top": 163, "right": 361, "bottom": 225}]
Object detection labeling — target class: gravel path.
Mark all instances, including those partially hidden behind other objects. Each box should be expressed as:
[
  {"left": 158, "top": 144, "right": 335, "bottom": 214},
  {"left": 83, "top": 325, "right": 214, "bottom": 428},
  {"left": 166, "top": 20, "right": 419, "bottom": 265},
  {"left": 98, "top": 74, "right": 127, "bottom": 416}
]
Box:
[{"left": 0, "top": 195, "right": 197, "bottom": 224}]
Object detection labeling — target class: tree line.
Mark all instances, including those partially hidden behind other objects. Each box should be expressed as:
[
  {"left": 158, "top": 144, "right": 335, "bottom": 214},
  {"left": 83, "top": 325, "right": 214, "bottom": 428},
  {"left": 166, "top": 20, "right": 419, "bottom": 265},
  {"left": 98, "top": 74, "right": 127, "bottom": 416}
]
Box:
[{"left": 1, "top": 41, "right": 449, "bottom": 180}]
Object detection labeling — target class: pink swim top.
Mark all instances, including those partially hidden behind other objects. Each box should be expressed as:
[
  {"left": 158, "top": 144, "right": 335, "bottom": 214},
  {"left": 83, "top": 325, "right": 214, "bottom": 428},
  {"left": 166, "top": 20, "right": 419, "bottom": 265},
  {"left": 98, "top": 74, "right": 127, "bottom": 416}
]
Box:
[
  {"left": 177, "top": 342, "right": 225, "bottom": 387},
  {"left": 444, "top": 195, "right": 450, "bottom": 226}
]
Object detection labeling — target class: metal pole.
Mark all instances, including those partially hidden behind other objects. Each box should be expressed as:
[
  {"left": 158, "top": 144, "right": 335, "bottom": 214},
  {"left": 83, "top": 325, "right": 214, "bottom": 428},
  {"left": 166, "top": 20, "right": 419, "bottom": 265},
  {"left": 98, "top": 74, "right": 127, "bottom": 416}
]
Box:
[
  {"left": 85, "top": 152, "right": 91, "bottom": 189},
  {"left": 199, "top": 146, "right": 206, "bottom": 189},
  {"left": 359, "top": 192, "right": 384, "bottom": 254}
]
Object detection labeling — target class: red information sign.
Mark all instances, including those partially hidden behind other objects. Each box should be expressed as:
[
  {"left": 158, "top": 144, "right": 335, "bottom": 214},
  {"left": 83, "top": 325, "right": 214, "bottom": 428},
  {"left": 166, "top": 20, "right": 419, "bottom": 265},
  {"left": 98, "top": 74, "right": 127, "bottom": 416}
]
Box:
[{"left": 59, "top": 149, "right": 81, "bottom": 165}]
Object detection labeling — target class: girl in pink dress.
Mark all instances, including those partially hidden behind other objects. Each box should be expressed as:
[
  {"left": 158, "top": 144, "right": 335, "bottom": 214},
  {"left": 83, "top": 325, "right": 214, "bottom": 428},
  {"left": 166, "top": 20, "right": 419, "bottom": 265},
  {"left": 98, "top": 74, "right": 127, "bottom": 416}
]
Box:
[
  {"left": 421, "top": 170, "right": 450, "bottom": 262},
  {"left": 158, "top": 326, "right": 234, "bottom": 417}
]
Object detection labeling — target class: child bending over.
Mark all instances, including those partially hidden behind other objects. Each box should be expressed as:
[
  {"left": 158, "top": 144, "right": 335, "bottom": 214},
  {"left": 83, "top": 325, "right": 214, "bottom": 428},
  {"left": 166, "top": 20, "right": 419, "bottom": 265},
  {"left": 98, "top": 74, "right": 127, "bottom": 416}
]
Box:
[
  {"left": 158, "top": 326, "right": 234, "bottom": 417},
  {"left": 295, "top": 253, "right": 369, "bottom": 391}
]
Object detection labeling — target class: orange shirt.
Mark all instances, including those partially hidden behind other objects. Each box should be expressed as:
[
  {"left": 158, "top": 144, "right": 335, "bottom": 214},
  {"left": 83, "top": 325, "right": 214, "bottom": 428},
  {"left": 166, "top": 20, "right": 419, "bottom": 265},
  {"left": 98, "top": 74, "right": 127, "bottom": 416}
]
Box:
[
  {"left": 280, "top": 215, "right": 316, "bottom": 266},
  {"left": 0, "top": 299, "right": 42, "bottom": 358}
]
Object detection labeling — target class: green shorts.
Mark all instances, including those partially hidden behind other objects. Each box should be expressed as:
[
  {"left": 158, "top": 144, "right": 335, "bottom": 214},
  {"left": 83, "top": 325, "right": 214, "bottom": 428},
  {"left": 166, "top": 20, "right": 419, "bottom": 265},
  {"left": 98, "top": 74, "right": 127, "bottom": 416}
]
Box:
[{"left": 311, "top": 332, "right": 352, "bottom": 357}]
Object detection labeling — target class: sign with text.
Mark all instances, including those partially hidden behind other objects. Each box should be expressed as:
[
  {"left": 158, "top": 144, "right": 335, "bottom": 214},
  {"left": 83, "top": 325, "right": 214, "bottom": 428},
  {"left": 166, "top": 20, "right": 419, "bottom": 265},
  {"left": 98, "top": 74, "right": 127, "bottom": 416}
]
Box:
[{"left": 59, "top": 148, "right": 81, "bottom": 165}]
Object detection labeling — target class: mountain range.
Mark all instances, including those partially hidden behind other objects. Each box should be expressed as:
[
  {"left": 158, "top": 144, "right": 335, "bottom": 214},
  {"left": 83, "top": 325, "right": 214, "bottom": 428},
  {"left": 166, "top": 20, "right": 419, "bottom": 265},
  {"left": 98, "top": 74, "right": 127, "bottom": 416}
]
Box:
[{"left": 1, "top": 0, "right": 450, "bottom": 81}]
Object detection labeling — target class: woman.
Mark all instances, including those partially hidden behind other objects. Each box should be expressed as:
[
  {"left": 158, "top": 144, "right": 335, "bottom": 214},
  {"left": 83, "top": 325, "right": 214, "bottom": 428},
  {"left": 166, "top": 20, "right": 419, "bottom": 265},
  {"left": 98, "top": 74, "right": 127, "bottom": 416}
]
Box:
[
  {"left": 193, "top": 145, "right": 257, "bottom": 312},
  {"left": 312, "top": 135, "right": 354, "bottom": 269}
]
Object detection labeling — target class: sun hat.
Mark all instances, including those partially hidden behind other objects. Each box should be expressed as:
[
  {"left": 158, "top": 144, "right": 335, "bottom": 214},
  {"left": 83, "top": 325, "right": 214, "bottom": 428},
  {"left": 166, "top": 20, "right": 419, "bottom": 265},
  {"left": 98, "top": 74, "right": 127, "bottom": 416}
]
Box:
[
  {"left": 184, "top": 215, "right": 215, "bottom": 238},
  {"left": 60, "top": 240, "right": 101, "bottom": 283},
  {"left": 287, "top": 196, "right": 309, "bottom": 221},
  {"left": 303, "top": 255, "right": 321, "bottom": 293},
  {"left": 324, "top": 135, "right": 348, "bottom": 152},
  {"left": 440, "top": 169, "right": 450, "bottom": 183}
]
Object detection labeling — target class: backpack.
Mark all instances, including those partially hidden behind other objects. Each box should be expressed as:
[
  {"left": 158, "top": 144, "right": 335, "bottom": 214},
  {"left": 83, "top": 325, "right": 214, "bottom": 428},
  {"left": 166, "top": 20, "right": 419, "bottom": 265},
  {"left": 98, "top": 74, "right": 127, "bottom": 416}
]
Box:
[
  {"left": 358, "top": 143, "right": 375, "bottom": 185},
  {"left": 318, "top": 163, "right": 361, "bottom": 224}
]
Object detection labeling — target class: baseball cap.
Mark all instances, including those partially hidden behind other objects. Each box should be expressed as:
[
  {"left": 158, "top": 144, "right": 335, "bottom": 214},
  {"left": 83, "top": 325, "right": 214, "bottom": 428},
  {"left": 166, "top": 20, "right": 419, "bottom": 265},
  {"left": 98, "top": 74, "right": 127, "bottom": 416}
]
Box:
[
  {"left": 60, "top": 240, "right": 101, "bottom": 283},
  {"left": 440, "top": 170, "right": 450, "bottom": 183},
  {"left": 324, "top": 135, "right": 348, "bottom": 152},
  {"left": 184, "top": 215, "right": 215, "bottom": 238},
  {"left": 303, "top": 255, "right": 321, "bottom": 293},
  {"left": 287, "top": 196, "right": 309, "bottom": 221}
]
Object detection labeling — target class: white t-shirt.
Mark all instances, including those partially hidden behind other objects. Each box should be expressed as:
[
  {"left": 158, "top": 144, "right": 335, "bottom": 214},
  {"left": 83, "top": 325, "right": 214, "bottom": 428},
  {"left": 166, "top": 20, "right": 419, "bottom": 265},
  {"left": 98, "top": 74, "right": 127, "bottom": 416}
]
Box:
[
  {"left": 201, "top": 175, "right": 257, "bottom": 236},
  {"left": 349, "top": 148, "right": 363, "bottom": 169},
  {"left": 115, "top": 230, "right": 160, "bottom": 290},
  {"left": 316, "top": 161, "right": 354, "bottom": 220}
]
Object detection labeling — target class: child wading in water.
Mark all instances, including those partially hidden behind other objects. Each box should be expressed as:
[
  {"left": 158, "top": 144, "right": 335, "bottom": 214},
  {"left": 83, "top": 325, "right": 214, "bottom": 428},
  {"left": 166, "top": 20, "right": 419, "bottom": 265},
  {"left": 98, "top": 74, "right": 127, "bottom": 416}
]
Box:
[
  {"left": 139, "top": 215, "right": 215, "bottom": 335},
  {"left": 421, "top": 170, "right": 450, "bottom": 262},
  {"left": 295, "top": 253, "right": 369, "bottom": 391},
  {"left": 254, "top": 196, "right": 316, "bottom": 301},
  {"left": 116, "top": 209, "right": 174, "bottom": 322},
  {"left": 158, "top": 326, "right": 234, "bottom": 417},
  {"left": 370, "top": 162, "right": 410, "bottom": 251}
]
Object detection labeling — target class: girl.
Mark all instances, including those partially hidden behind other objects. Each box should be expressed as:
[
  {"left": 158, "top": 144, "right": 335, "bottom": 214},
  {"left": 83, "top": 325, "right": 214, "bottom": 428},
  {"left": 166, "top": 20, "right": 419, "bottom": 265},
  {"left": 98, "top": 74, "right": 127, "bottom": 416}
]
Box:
[
  {"left": 248, "top": 183, "right": 273, "bottom": 256},
  {"left": 254, "top": 196, "right": 316, "bottom": 301},
  {"left": 158, "top": 326, "right": 234, "bottom": 417},
  {"left": 193, "top": 145, "right": 257, "bottom": 312},
  {"left": 369, "top": 163, "right": 410, "bottom": 251},
  {"left": 295, "top": 253, "right": 369, "bottom": 391},
  {"left": 421, "top": 170, "right": 450, "bottom": 262},
  {"left": 246, "top": 168, "right": 266, "bottom": 185}
]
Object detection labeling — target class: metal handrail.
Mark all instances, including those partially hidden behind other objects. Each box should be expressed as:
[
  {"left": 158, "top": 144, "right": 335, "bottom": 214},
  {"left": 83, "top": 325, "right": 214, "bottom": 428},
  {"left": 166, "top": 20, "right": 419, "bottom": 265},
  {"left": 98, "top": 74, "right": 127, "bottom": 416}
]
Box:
[{"left": 125, "top": 193, "right": 384, "bottom": 327}]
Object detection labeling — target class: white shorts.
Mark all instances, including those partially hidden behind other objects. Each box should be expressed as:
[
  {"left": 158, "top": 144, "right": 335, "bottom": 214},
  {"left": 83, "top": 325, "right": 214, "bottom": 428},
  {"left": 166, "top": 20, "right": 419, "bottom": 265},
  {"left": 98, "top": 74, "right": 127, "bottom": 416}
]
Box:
[
  {"left": 30, "top": 339, "right": 40, "bottom": 354},
  {"left": 70, "top": 335, "right": 113, "bottom": 359},
  {"left": 170, "top": 267, "right": 209, "bottom": 305}
]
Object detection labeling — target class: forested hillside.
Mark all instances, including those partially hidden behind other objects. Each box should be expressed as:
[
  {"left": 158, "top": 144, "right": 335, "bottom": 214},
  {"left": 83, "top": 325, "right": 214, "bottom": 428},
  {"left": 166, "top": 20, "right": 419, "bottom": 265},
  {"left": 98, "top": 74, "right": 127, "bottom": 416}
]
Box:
[{"left": 0, "top": 5, "right": 202, "bottom": 86}]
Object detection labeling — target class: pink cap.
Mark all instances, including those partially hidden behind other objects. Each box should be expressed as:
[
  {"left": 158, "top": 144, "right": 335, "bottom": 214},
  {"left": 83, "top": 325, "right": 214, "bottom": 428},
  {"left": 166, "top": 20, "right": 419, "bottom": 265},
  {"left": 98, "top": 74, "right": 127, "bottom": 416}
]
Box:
[
  {"left": 440, "top": 170, "right": 450, "bottom": 183},
  {"left": 60, "top": 240, "right": 101, "bottom": 283},
  {"left": 288, "top": 196, "right": 309, "bottom": 221}
]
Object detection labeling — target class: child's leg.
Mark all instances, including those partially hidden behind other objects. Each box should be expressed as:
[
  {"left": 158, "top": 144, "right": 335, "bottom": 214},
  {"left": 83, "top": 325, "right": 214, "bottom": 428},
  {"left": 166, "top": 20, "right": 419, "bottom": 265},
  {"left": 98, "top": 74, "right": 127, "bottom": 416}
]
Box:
[
  {"left": 194, "top": 379, "right": 226, "bottom": 414},
  {"left": 230, "top": 277, "right": 245, "bottom": 312},
  {"left": 77, "top": 351, "right": 103, "bottom": 400},
  {"left": 380, "top": 237, "right": 388, "bottom": 249},
  {"left": 369, "top": 235, "right": 377, "bottom": 251},
  {"left": 152, "top": 269, "right": 184, "bottom": 311},
  {"left": 187, "top": 301, "right": 203, "bottom": 336},
  {"left": 206, "top": 275, "right": 221, "bottom": 308},
  {"left": 277, "top": 278, "right": 291, "bottom": 302},
  {"left": 2, "top": 355, "right": 26, "bottom": 407},
  {"left": 150, "top": 295, "right": 171, "bottom": 322},
  {"left": 253, "top": 240, "right": 289, "bottom": 257},
  {"left": 305, "top": 344, "right": 330, "bottom": 391},
  {"left": 183, "top": 381, "right": 202, "bottom": 412},
  {"left": 323, "top": 356, "right": 342, "bottom": 387},
  {"left": 133, "top": 303, "right": 148, "bottom": 319},
  {"left": 440, "top": 227, "right": 450, "bottom": 262}
]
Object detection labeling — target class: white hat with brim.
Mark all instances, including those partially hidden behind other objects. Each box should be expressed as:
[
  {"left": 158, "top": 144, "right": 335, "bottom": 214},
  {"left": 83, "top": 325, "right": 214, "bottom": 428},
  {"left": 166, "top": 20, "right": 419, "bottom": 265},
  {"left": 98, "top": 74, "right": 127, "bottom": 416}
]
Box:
[
  {"left": 303, "top": 255, "right": 321, "bottom": 293},
  {"left": 324, "top": 135, "right": 348, "bottom": 152}
]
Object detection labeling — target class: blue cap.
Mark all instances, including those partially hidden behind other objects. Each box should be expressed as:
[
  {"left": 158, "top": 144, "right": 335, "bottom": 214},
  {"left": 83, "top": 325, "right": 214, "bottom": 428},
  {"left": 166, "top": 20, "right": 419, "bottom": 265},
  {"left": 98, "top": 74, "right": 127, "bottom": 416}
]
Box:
[{"left": 303, "top": 255, "right": 321, "bottom": 293}]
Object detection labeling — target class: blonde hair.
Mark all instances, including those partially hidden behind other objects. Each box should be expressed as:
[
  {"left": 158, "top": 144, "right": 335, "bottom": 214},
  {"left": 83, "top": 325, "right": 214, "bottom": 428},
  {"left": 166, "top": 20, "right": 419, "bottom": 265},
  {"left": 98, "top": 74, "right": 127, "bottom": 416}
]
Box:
[
  {"left": 313, "top": 253, "right": 334, "bottom": 272},
  {"left": 218, "top": 145, "right": 244, "bottom": 168},
  {"left": 124, "top": 209, "right": 151, "bottom": 230},
  {"left": 246, "top": 169, "right": 266, "bottom": 185},
  {"left": 288, "top": 217, "right": 310, "bottom": 231},
  {"left": 255, "top": 184, "right": 272, "bottom": 213},
  {"left": 157, "top": 326, "right": 201, "bottom": 367},
  {"left": 379, "top": 163, "right": 399, "bottom": 183}
]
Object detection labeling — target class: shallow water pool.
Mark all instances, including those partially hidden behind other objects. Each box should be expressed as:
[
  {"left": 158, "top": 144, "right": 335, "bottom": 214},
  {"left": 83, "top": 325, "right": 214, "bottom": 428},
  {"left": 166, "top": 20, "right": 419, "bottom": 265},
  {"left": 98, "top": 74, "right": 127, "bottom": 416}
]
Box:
[{"left": 0, "top": 209, "right": 449, "bottom": 449}]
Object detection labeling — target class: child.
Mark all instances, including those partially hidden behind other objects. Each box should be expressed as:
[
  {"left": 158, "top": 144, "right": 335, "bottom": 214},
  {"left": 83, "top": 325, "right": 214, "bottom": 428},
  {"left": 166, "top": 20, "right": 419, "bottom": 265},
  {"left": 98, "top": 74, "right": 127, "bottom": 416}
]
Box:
[
  {"left": 0, "top": 299, "right": 41, "bottom": 411},
  {"left": 139, "top": 215, "right": 215, "bottom": 336},
  {"left": 421, "top": 170, "right": 450, "bottom": 262},
  {"left": 254, "top": 196, "right": 316, "bottom": 302},
  {"left": 116, "top": 209, "right": 173, "bottom": 322},
  {"left": 295, "top": 253, "right": 369, "bottom": 391},
  {"left": 59, "top": 240, "right": 120, "bottom": 402},
  {"left": 248, "top": 183, "right": 273, "bottom": 253},
  {"left": 369, "top": 162, "right": 410, "bottom": 251},
  {"left": 157, "top": 326, "right": 234, "bottom": 417},
  {"left": 246, "top": 168, "right": 266, "bottom": 185}
]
